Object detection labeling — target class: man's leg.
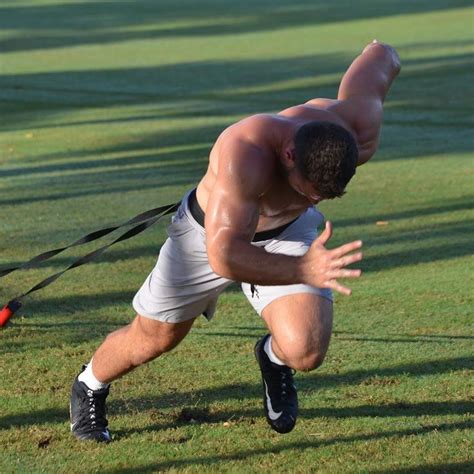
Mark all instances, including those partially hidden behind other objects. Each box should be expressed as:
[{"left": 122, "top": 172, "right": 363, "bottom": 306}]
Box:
[
  {"left": 91, "top": 314, "right": 196, "bottom": 383},
  {"left": 70, "top": 314, "right": 195, "bottom": 442},
  {"left": 254, "top": 293, "right": 332, "bottom": 433},
  {"left": 261, "top": 293, "right": 332, "bottom": 371},
  {"left": 70, "top": 188, "right": 232, "bottom": 442}
]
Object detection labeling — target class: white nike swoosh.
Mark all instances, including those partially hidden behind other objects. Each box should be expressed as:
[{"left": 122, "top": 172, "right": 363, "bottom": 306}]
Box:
[
  {"left": 102, "top": 430, "right": 111, "bottom": 440},
  {"left": 70, "top": 422, "right": 77, "bottom": 431},
  {"left": 264, "top": 381, "right": 282, "bottom": 421}
]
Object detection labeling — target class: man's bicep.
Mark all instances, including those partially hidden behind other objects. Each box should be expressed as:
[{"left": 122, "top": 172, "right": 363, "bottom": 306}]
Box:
[
  {"left": 205, "top": 180, "right": 260, "bottom": 246},
  {"left": 204, "top": 176, "right": 261, "bottom": 276},
  {"left": 338, "top": 66, "right": 387, "bottom": 101},
  {"left": 205, "top": 139, "right": 270, "bottom": 251},
  {"left": 335, "top": 96, "right": 383, "bottom": 165}
]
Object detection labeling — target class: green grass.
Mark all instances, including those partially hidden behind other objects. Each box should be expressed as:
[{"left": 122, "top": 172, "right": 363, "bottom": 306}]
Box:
[{"left": 1, "top": 0, "right": 473, "bottom": 472}]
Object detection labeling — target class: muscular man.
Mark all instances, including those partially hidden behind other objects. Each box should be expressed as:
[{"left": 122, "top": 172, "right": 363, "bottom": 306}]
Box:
[{"left": 70, "top": 40, "right": 400, "bottom": 442}]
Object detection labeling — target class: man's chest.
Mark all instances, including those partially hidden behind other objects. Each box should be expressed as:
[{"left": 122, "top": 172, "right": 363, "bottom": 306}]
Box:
[{"left": 257, "top": 189, "right": 310, "bottom": 224}]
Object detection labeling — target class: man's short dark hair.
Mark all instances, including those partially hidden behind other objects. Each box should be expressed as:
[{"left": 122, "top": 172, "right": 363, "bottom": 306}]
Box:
[{"left": 294, "top": 121, "right": 359, "bottom": 199}]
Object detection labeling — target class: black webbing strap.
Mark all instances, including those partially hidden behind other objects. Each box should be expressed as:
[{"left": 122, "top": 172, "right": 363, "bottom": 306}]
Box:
[
  {"left": 19, "top": 202, "right": 178, "bottom": 298},
  {"left": 0, "top": 201, "right": 179, "bottom": 326},
  {"left": 0, "top": 202, "right": 179, "bottom": 278}
]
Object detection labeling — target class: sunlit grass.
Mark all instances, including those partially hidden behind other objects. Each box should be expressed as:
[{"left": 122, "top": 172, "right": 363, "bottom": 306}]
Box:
[{"left": 0, "top": 0, "right": 473, "bottom": 472}]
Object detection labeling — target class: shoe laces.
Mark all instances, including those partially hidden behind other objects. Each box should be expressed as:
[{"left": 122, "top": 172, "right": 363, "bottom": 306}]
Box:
[
  {"left": 78, "top": 389, "right": 107, "bottom": 430},
  {"left": 279, "top": 368, "right": 296, "bottom": 399}
]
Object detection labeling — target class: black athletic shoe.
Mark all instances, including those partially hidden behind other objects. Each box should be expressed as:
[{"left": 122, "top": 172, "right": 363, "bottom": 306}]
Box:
[
  {"left": 254, "top": 334, "right": 298, "bottom": 434},
  {"left": 70, "top": 368, "right": 111, "bottom": 443}
]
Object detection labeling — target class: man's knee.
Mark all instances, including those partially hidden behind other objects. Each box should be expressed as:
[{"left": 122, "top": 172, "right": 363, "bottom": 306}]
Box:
[
  {"left": 283, "top": 345, "right": 328, "bottom": 372},
  {"left": 263, "top": 293, "right": 333, "bottom": 371},
  {"left": 299, "top": 349, "right": 327, "bottom": 371}
]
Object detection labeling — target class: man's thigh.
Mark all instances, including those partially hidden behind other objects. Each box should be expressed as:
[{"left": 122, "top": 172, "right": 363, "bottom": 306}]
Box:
[
  {"left": 261, "top": 293, "right": 333, "bottom": 360},
  {"left": 133, "top": 190, "right": 232, "bottom": 323},
  {"left": 242, "top": 206, "right": 332, "bottom": 318}
]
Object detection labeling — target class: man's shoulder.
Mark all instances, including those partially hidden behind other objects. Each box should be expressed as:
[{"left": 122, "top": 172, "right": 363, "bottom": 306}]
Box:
[
  {"left": 218, "top": 114, "right": 281, "bottom": 156},
  {"left": 278, "top": 98, "right": 335, "bottom": 116},
  {"left": 279, "top": 99, "right": 350, "bottom": 127},
  {"left": 225, "top": 113, "right": 280, "bottom": 137},
  {"left": 212, "top": 115, "right": 278, "bottom": 189}
]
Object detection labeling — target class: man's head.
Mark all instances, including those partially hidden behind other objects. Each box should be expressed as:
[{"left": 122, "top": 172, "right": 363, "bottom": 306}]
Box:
[{"left": 290, "top": 121, "right": 358, "bottom": 200}]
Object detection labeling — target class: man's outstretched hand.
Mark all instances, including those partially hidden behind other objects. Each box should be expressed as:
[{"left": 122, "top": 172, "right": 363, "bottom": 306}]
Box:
[{"left": 299, "top": 221, "right": 363, "bottom": 295}]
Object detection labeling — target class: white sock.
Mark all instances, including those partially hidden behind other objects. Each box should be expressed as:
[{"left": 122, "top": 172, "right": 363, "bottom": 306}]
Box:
[
  {"left": 264, "top": 336, "right": 285, "bottom": 366},
  {"left": 78, "top": 359, "right": 109, "bottom": 391}
]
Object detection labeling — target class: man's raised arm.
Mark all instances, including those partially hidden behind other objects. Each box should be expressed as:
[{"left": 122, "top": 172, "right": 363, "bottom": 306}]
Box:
[{"left": 337, "top": 40, "right": 401, "bottom": 165}]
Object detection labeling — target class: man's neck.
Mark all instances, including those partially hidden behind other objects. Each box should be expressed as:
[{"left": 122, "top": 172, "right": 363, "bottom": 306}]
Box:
[{"left": 269, "top": 116, "right": 300, "bottom": 165}]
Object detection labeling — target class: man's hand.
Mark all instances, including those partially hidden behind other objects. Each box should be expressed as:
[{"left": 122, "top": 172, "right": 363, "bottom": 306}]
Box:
[
  {"left": 362, "top": 39, "right": 401, "bottom": 73},
  {"left": 299, "top": 221, "right": 363, "bottom": 295}
]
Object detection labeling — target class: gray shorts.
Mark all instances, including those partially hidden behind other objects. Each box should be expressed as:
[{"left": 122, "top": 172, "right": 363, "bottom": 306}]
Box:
[{"left": 133, "top": 189, "right": 332, "bottom": 323}]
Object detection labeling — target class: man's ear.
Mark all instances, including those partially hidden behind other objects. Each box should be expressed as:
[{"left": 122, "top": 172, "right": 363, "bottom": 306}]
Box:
[{"left": 282, "top": 147, "right": 297, "bottom": 170}]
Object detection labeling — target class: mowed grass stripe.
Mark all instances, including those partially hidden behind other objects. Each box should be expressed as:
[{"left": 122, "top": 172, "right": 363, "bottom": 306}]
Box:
[{"left": 0, "top": 1, "right": 473, "bottom": 472}]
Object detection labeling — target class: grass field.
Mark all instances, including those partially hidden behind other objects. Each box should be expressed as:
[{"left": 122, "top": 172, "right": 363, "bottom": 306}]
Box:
[{"left": 1, "top": 1, "right": 473, "bottom": 472}]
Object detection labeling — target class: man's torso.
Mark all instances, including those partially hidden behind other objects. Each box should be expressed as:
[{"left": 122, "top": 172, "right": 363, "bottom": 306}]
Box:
[{"left": 196, "top": 99, "right": 354, "bottom": 232}]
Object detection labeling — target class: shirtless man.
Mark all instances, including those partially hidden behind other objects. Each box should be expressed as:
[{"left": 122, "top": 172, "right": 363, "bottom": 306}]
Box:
[{"left": 70, "top": 40, "right": 400, "bottom": 441}]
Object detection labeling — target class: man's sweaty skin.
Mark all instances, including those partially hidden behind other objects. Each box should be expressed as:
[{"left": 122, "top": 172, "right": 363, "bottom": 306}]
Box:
[
  {"left": 199, "top": 40, "right": 401, "bottom": 296},
  {"left": 71, "top": 42, "right": 400, "bottom": 442},
  {"left": 89, "top": 40, "right": 400, "bottom": 385}
]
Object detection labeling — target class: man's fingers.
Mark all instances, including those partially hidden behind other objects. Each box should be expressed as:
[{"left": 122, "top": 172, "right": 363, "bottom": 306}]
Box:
[
  {"left": 316, "top": 221, "right": 333, "bottom": 246},
  {"left": 326, "top": 280, "right": 352, "bottom": 296},
  {"left": 327, "top": 268, "right": 362, "bottom": 279},
  {"left": 330, "top": 240, "right": 363, "bottom": 259},
  {"left": 330, "top": 252, "right": 363, "bottom": 269}
]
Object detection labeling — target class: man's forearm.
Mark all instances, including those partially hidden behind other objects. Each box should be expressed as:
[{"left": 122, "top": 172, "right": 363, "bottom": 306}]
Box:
[
  {"left": 209, "top": 239, "right": 303, "bottom": 286},
  {"left": 208, "top": 222, "right": 363, "bottom": 295}
]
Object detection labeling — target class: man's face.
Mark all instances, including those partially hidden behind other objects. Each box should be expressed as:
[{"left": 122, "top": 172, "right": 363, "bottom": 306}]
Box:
[{"left": 288, "top": 167, "right": 322, "bottom": 205}]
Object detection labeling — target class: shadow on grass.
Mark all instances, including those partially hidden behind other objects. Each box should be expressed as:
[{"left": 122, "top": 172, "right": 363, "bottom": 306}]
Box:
[
  {"left": 0, "top": 145, "right": 211, "bottom": 179},
  {"left": 0, "top": 152, "right": 208, "bottom": 207},
  {"left": 0, "top": 290, "right": 136, "bottom": 355},
  {"left": 2, "top": 48, "right": 472, "bottom": 161},
  {"left": 1, "top": 53, "right": 347, "bottom": 121},
  {"left": 363, "top": 220, "right": 473, "bottom": 248},
  {"left": 0, "top": 241, "right": 166, "bottom": 274},
  {"left": 110, "top": 396, "right": 473, "bottom": 434},
  {"left": 1, "top": 193, "right": 472, "bottom": 309},
  {"left": 334, "top": 195, "right": 474, "bottom": 228},
  {"left": 109, "top": 398, "right": 473, "bottom": 440},
  {"left": 0, "top": 408, "right": 67, "bottom": 430},
  {"left": 109, "top": 356, "right": 473, "bottom": 415},
  {"left": 301, "top": 400, "right": 474, "bottom": 419},
  {"left": 1, "top": 393, "right": 471, "bottom": 432},
  {"left": 1, "top": 0, "right": 470, "bottom": 53},
  {"left": 363, "top": 241, "right": 474, "bottom": 273},
  {"left": 111, "top": 421, "right": 472, "bottom": 472},
  {"left": 1, "top": 355, "right": 471, "bottom": 431}
]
